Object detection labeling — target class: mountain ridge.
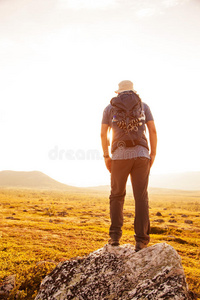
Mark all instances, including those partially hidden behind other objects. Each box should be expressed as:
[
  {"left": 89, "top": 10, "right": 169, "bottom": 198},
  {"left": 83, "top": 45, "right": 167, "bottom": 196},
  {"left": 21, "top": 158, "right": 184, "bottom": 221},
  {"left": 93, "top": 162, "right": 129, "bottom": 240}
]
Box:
[
  {"left": 0, "top": 170, "right": 200, "bottom": 191},
  {"left": 149, "top": 171, "right": 200, "bottom": 191},
  {"left": 0, "top": 170, "right": 71, "bottom": 190}
]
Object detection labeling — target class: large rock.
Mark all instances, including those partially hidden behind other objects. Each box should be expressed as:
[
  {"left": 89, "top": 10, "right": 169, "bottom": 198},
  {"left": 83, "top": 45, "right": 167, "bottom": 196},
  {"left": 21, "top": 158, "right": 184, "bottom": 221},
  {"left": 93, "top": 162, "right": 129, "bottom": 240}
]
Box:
[
  {"left": 35, "top": 243, "right": 192, "bottom": 300},
  {"left": 0, "top": 275, "right": 16, "bottom": 299}
]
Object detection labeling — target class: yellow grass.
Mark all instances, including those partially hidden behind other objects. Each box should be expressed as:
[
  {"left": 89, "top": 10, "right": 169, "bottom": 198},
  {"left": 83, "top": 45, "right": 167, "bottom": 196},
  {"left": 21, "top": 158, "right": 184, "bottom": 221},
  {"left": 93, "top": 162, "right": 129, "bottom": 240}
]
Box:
[{"left": 0, "top": 188, "right": 199, "bottom": 299}]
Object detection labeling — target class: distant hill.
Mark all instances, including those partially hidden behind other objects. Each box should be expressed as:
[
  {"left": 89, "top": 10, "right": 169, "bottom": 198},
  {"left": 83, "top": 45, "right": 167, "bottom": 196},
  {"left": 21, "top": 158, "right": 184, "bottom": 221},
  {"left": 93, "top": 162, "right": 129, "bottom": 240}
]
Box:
[
  {"left": 0, "top": 170, "right": 72, "bottom": 190},
  {"left": 89, "top": 172, "right": 200, "bottom": 192},
  {"left": 149, "top": 172, "right": 200, "bottom": 191},
  {"left": 0, "top": 170, "right": 199, "bottom": 191}
]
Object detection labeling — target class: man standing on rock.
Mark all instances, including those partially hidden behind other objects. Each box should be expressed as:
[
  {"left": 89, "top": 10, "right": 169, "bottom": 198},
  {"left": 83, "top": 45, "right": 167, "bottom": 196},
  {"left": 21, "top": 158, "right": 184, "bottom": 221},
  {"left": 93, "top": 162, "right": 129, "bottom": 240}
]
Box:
[{"left": 101, "top": 80, "right": 157, "bottom": 251}]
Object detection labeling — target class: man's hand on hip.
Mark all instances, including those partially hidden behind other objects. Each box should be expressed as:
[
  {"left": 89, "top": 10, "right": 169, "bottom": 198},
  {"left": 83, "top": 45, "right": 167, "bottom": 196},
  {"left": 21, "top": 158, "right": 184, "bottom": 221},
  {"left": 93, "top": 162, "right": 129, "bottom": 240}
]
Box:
[
  {"left": 104, "top": 157, "right": 112, "bottom": 173},
  {"left": 150, "top": 153, "right": 156, "bottom": 168}
]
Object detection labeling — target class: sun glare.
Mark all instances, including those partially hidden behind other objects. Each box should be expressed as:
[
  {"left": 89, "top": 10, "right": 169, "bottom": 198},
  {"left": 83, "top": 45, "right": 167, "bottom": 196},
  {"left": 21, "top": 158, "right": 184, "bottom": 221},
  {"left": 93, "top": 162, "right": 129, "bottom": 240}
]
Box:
[{"left": 0, "top": 0, "right": 200, "bottom": 186}]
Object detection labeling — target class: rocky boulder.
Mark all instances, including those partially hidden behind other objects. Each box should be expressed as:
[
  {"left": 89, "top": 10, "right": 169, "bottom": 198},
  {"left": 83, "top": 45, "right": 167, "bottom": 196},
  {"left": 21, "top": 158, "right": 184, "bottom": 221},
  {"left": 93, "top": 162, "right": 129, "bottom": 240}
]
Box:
[
  {"left": 0, "top": 275, "right": 16, "bottom": 299},
  {"left": 35, "top": 243, "right": 193, "bottom": 300}
]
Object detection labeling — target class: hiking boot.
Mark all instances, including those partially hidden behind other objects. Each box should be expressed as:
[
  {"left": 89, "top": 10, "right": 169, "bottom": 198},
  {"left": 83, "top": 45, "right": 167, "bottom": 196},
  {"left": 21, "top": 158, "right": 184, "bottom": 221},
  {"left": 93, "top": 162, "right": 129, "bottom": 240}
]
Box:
[
  {"left": 135, "top": 241, "right": 147, "bottom": 252},
  {"left": 108, "top": 238, "right": 120, "bottom": 246}
]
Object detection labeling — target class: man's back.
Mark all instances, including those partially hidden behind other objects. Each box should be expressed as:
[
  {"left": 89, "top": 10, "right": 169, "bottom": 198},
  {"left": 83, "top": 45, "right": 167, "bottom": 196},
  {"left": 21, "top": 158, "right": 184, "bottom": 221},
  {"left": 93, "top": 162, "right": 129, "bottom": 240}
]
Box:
[{"left": 100, "top": 80, "right": 157, "bottom": 250}]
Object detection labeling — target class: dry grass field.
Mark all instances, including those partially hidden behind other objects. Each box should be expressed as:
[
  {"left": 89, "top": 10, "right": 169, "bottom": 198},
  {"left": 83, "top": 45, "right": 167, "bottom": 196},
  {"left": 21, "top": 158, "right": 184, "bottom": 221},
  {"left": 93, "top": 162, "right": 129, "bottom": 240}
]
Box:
[{"left": 0, "top": 187, "right": 199, "bottom": 299}]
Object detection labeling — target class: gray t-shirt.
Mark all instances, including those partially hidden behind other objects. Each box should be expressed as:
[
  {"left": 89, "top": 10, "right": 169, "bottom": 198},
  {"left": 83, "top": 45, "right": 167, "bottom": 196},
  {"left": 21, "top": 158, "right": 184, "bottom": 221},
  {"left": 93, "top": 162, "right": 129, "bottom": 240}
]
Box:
[{"left": 102, "top": 102, "right": 154, "bottom": 160}]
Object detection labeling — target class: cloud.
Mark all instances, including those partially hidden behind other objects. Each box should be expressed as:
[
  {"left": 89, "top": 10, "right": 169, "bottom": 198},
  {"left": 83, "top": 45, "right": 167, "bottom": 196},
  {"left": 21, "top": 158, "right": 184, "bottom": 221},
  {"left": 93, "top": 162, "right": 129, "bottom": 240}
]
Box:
[
  {"left": 162, "top": 0, "right": 188, "bottom": 8},
  {"left": 58, "top": 0, "right": 117, "bottom": 10},
  {"left": 135, "top": 7, "right": 157, "bottom": 18},
  {"left": 134, "top": 0, "right": 190, "bottom": 18}
]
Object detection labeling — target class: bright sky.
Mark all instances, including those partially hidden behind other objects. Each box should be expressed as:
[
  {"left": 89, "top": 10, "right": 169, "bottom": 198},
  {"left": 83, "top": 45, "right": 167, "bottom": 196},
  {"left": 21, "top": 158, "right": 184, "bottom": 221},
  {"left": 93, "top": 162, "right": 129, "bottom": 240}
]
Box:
[{"left": 0, "top": 0, "right": 200, "bottom": 187}]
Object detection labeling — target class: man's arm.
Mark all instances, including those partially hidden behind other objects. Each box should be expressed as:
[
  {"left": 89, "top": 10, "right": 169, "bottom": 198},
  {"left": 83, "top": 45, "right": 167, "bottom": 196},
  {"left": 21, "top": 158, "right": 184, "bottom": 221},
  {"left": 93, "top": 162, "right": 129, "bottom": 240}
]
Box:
[
  {"left": 146, "top": 120, "right": 157, "bottom": 168},
  {"left": 100, "top": 124, "right": 111, "bottom": 173}
]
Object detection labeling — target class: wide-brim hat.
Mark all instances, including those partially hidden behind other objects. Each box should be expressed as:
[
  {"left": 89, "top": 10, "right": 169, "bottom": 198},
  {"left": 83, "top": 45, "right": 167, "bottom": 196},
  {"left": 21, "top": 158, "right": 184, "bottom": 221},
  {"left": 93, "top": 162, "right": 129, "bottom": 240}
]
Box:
[{"left": 115, "top": 80, "right": 134, "bottom": 94}]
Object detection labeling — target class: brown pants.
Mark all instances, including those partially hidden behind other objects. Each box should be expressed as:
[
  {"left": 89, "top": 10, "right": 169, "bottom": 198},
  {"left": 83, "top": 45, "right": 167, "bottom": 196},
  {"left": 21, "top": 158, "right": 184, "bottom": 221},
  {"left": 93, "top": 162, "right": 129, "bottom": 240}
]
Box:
[{"left": 109, "top": 157, "right": 150, "bottom": 244}]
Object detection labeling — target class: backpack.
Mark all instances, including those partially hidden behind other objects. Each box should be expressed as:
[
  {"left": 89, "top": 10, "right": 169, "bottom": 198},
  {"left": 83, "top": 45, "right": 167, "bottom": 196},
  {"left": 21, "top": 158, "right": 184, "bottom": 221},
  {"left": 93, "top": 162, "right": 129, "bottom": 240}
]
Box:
[{"left": 110, "top": 91, "right": 149, "bottom": 153}]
